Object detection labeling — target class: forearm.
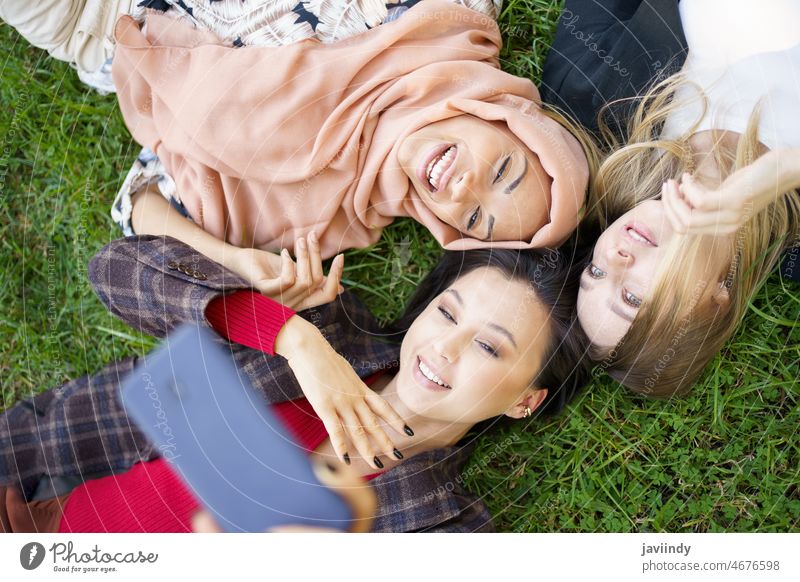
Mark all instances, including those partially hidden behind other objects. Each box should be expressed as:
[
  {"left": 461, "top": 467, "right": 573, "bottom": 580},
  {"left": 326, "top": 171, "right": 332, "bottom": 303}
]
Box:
[
  {"left": 273, "top": 315, "right": 329, "bottom": 361},
  {"left": 723, "top": 148, "right": 800, "bottom": 207},
  {"left": 89, "top": 235, "right": 250, "bottom": 338},
  {"left": 131, "top": 185, "right": 242, "bottom": 269},
  {"left": 773, "top": 148, "right": 800, "bottom": 193}
]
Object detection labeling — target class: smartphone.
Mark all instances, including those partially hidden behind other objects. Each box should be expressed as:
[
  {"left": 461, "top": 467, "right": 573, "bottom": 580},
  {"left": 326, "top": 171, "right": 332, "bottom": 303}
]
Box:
[{"left": 120, "top": 323, "right": 352, "bottom": 532}]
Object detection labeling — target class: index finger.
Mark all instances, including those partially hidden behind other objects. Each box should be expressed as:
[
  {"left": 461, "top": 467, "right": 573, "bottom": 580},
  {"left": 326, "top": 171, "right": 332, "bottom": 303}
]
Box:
[
  {"left": 365, "top": 391, "right": 409, "bottom": 438},
  {"left": 308, "top": 231, "right": 324, "bottom": 287}
]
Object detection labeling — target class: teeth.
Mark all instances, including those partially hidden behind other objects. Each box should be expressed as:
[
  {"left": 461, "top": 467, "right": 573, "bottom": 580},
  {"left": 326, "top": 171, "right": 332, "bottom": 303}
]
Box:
[
  {"left": 627, "top": 227, "right": 650, "bottom": 244},
  {"left": 426, "top": 146, "right": 455, "bottom": 190},
  {"left": 418, "top": 360, "right": 450, "bottom": 388}
]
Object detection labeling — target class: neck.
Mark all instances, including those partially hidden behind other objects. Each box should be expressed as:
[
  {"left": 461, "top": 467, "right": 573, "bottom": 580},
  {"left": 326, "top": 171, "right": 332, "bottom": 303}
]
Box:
[{"left": 374, "top": 374, "right": 473, "bottom": 456}]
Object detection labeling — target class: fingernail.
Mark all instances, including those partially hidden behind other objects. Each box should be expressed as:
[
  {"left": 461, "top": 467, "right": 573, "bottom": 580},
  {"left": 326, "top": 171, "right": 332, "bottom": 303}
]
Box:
[
  {"left": 325, "top": 462, "right": 337, "bottom": 472},
  {"left": 373, "top": 456, "right": 384, "bottom": 469},
  {"left": 343, "top": 453, "right": 350, "bottom": 465},
  {"left": 298, "top": 238, "right": 306, "bottom": 250},
  {"left": 404, "top": 425, "right": 414, "bottom": 437},
  {"left": 309, "top": 231, "right": 317, "bottom": 243},
  {"left": 393, "top": 449, "right": 404, "bottom": 460}
]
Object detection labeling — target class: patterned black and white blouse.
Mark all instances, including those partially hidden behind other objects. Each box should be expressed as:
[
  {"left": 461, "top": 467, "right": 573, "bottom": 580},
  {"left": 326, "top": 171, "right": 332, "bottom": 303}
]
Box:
[{"left": 136, "top": 0, "right": 500, "bottom": 46}]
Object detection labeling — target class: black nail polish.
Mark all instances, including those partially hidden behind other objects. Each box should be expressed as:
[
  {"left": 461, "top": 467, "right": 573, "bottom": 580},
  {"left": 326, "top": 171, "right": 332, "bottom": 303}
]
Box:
[
  {"left": 404, "top": 425, "right": 415, "bottom": 437},
  {"left": 343, "top": 453, "right": 350, "bottom": 465},
  {"left": 393, "top": 448, "right": 404, "bottom": 460},
  {"left": 373, "top": 456, "right": 384, "bottom": 469},
  {"left": 325, "top": 462, "right": 337, "bottom": 472}
]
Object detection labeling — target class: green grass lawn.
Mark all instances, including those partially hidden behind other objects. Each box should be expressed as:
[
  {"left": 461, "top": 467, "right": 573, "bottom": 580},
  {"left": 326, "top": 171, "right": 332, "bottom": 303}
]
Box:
[{"left": 1, "top": 1, "right": 798, "bottom": 532}]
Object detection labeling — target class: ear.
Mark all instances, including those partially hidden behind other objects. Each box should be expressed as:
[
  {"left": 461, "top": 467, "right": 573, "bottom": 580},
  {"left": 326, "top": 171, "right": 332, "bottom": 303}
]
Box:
[
  {"left": 504, "top": 388, "right": 548, "bottom": 420},
  {"left": 711, "top": 277, "right": 731, "bottom": 308}
]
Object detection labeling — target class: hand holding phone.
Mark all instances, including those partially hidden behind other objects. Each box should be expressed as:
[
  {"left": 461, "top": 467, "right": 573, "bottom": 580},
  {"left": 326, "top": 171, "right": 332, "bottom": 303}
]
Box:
[{"left": 121, "top": 323, "right": 370, "bottom": 532}]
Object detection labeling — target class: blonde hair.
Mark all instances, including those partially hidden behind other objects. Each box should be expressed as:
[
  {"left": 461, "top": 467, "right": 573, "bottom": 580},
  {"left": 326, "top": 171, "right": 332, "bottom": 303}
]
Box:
[{"left": 588, "top": 74, "right": 800, "bottom": 398}]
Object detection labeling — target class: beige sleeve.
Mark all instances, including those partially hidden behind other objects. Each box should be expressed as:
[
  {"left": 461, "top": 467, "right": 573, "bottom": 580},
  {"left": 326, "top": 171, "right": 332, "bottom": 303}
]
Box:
[{"left": 0, "top": 0, "right": 136, "bottom": 73}]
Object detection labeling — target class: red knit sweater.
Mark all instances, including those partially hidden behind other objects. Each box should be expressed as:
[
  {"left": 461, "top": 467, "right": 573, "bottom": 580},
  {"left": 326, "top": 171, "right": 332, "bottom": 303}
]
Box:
[{"left": 59, "top": 292, "right": 381, "bottom": 533}]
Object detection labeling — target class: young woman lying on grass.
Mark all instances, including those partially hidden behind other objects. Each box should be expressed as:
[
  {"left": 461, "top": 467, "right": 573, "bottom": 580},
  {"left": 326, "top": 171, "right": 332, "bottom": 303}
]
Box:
[
  {"left": 108, "top": 0, "right": 597, "bottom": 295},
  {"left": 0, "top": 235, "right": 589, "bottom": 532},
  {"left": 545, "top": 0, "right": 800, "bottom": 397},
  {"left": 2, "top": 1, "right": 596, "bottom": 267}
]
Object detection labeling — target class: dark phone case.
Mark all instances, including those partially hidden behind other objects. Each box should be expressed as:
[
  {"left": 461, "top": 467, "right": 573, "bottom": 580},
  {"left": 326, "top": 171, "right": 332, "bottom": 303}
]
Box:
[{"left": 120, "top": 323, "right": 352, "bottom": 532}]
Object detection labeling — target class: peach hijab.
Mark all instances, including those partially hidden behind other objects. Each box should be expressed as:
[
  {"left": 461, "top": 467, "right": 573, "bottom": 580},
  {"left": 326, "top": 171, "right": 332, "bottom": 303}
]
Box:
[{"left": 113, "top": 0, "right": 588, "bottom": 257}]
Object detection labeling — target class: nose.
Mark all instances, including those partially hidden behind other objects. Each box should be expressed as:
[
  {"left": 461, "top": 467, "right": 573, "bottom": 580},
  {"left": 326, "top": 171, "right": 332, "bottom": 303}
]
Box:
[
  {"left": 451, "top": 170, "right": 475, "bottom": 203},
  {"left": 432, "top": 329, "right": 467, "bottom": 362},
  {"left": 606, "top": 244, "right": 635, "bottom": 266}
]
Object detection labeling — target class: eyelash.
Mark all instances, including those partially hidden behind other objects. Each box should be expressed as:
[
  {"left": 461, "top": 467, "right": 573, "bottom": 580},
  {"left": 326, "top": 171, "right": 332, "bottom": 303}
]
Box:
[
  {"left": 587, "top": 263, "right": 606, "bottom": 278},
  {"left": 622, "top": 290, "right": 642, "bottom": 308},
  {"left": 478, "top": 341, "right": 499, "bottom": 357},
  {"left": 438, "top": 306, "right": 455, "bottom": 323},
  {"left": 437, "top": 306, "right": 499, "bottom": 358},
  {"left": 467, "top": 208, "right": 479, "bottom": 230},
  {"left": 587, "top": 264, "right": 642, "bottom": 309},
  {"left": 494, "top": 155, "right": 511, "bottom": 183}
]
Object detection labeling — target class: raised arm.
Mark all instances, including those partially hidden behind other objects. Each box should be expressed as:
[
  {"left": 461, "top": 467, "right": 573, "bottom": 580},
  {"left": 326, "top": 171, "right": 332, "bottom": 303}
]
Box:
[
  {"left": 89, "top": 234, "right": 250, "bottom": 338},
  {"left": 130, "top": 185, "right": 243, "bottom": 274},
  {"left": 663, "top": 148, "right": 800, "bottom": 235},
  {"left": 90, "top": 235, "right": 409, "bottom": 466},
  {"left": 131, "top": 184, "right": 344, "bottom": 302},
  {"left": 539, "top": 0, "right": 688, "bottom": 137}
]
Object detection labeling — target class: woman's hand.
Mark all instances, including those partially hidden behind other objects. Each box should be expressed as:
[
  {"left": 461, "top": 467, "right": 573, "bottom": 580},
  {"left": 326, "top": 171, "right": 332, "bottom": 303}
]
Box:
[
  {"left": 226, "top": 232, "right": 344, "bottom": 311},
  {"left": 191, "top": 458, "right": 377, "bottom": 533},
  {"left": 662, "top": 175, "right": 747, "bottom": 235},
  {"left": 664, "top": 149, "right": 800, "bottom": 235},
  {"left": 275, "top": 317, "right": 410, "bottom": 470},
  {"left": 132, "top": 185, "right": 342, "bottom": 310}
]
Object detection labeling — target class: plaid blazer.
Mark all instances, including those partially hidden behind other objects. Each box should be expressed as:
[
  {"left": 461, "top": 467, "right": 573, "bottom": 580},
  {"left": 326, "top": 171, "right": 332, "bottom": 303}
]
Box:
[{"left": 0, "top": 235, "right": 493, "bottom": 532}]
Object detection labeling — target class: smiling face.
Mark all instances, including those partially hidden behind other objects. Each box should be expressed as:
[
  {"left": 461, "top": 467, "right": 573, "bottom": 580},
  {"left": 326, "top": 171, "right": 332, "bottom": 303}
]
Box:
[
  {"left": 395, "top": 267, "right": 550, "bottom": 424},
  {"left": 397, "top": 115, "right": 553, "bottom": 243},
  {"left": 577, "top": 200, "right": 732, "bottom": 352}
]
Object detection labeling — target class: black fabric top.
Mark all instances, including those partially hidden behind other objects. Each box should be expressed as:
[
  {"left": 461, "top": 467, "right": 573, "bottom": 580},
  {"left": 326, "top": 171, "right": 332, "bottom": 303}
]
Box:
[{"left": 539, "top": 0, "right": 688, "bottom": 139}]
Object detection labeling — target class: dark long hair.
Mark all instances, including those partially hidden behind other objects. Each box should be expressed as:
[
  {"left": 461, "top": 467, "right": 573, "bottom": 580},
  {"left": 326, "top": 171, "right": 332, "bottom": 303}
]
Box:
[{"left": 387, "top": 248, "right": 590, "bottom": 416}]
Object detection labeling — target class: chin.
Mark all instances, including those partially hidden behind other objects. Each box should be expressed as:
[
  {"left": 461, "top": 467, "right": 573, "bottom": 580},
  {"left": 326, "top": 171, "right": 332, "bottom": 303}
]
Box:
[{"left": 396, "top": 375, "right": 447, "bottom": 417}]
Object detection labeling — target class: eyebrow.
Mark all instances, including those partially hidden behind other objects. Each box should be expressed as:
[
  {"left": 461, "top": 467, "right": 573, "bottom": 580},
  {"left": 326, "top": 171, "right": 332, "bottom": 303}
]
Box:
[
  {"left": 505, "top": 155, "right": 528, "bottom": 194},
  {"left": 488, "top": 323, "right": 518, "bottom": 349},
  {"left": 444, "top": 289, "right": 518, "bottom": 349},
  {"left": 580, "top": 274, "right": 635, "bottom": 323},
  {"left": 445, "top": 289, "right": 463, "bottom": 305}
]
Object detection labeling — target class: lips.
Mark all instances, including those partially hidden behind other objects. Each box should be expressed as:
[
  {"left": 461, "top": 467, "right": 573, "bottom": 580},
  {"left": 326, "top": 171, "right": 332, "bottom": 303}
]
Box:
[
  {"left": 413, "top": 356, "right": 452, "bottom": 392},
  {"left": 622, "top": 221, "right": 657, "bottom": 247},
  {"left": 418, "top": 143, "right": 457, "bottom": 193}
]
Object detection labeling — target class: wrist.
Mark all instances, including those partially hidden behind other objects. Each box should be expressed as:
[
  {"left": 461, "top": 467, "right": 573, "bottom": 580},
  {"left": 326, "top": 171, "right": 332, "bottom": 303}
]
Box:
[
  {"left": 274, "top": 315, "right": 324, "bottom": 360},
  {"left": 207, "top": 240, "right": 244, "bottom": 271}
]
